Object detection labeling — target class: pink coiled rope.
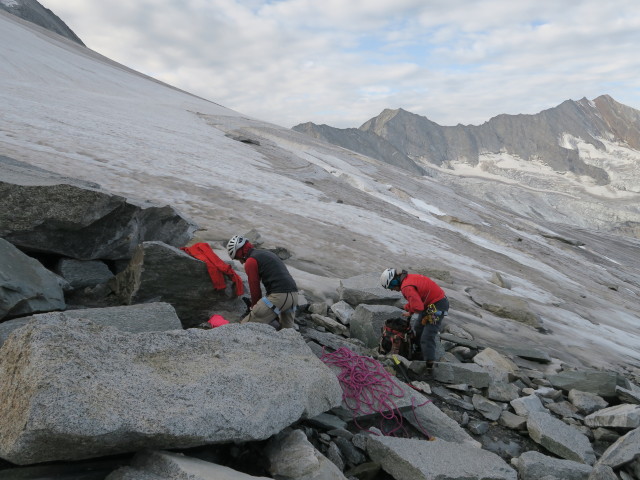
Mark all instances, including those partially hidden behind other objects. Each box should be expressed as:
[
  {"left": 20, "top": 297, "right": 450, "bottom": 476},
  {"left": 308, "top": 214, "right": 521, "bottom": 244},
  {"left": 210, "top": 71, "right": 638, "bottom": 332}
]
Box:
[{"left": 320, "top": 347, "right": 433, "bottom": 438}]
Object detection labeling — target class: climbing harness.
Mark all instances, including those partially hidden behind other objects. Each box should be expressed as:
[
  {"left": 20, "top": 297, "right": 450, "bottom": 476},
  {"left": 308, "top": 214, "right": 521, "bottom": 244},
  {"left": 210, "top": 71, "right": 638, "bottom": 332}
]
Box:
[
  {"left": 320, "top": 347, "right": 434, "bottom": 439},
  {"left": 261, "top": 295, "right": 296, "bottom": 318},
  {"left": 421, "top": 304, "right": 438, "bottom": 325}
]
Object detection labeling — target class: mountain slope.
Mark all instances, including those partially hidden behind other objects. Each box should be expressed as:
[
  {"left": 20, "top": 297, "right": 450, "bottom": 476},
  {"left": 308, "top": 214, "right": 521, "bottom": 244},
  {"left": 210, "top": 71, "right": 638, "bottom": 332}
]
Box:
[
  {"left": 0, "top": 0, "right": 84, "bottom": 45},
  {"left": 293, "top": 97, "right": 640, "bottom": 237},
  {"left": 1, "top": 10, "right": 639, "bottom": 373}
]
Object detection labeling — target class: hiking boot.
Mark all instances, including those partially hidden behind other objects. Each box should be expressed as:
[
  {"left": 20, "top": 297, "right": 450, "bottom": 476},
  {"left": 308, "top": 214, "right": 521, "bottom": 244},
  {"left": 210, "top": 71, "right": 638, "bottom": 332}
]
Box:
[{"left": 426, "top": 361, "right": 435, "bottom": 375}]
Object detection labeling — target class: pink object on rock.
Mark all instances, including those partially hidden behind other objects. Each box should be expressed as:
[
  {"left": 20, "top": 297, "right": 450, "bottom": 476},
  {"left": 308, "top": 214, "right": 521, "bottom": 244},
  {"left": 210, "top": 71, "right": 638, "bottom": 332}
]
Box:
[{"left": 207, "top": 315, "right": 230, "bottom": 328}]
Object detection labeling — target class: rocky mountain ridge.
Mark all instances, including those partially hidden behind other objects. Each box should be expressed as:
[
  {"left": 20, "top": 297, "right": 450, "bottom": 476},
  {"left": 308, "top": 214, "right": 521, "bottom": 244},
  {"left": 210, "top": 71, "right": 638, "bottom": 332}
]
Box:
[
  {"left": 294, "top": 95, "right": 640, "bottom": 237},
  {"left": 0, "top": 0, "right": 84, "bottom": 45}
]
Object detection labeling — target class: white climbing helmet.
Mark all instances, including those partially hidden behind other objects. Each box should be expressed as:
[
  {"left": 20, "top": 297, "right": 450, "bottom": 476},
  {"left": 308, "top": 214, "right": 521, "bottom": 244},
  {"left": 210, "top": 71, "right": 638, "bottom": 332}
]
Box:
[
  {"left": 380, "top": 268, "right": 397, "bottom": 288},
  {"left": 226, "top": 235, "right": 247, "bottom": 259}
]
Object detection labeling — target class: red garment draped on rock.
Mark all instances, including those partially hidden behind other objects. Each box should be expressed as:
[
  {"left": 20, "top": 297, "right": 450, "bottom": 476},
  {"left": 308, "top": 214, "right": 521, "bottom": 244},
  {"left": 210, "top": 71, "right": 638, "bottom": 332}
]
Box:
[{"left": 181, "top": 242, "right": 244, "bottom": 296}]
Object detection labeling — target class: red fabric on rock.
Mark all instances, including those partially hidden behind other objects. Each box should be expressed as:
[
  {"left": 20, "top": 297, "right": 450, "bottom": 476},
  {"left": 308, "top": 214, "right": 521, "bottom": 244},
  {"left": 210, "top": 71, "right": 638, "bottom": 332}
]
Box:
[{"left": 181, "top": 242, "right": 244, "bottom": 296}]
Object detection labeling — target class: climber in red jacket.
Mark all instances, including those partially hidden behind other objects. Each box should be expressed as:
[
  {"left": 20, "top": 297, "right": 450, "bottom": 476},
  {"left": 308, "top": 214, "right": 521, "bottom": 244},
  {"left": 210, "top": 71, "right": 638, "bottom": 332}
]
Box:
[
  {"left": 227, "top": 235, "right": 298, "bottom": 329},
  {"left": 380, "top": 268, "right": 449, "bottom": 372}
]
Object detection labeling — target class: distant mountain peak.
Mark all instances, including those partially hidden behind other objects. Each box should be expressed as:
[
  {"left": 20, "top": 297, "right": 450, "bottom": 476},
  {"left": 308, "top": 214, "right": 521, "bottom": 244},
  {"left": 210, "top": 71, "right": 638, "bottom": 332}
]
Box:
[
  {"left": 295, "top": 95, "right": 640, "bottom": 190},
  {"left": 0, "top": 0, "right": 85, "bottom": 46}
]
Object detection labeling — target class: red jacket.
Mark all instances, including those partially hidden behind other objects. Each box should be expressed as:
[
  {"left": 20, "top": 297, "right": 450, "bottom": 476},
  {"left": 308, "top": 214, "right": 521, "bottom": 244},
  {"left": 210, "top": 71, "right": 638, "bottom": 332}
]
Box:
[
  {"left": 400, "top": 274, "right": 446, "bottom": 314},
  {"left": 181, "top": 243, "right": 244, "bottom": 296}
]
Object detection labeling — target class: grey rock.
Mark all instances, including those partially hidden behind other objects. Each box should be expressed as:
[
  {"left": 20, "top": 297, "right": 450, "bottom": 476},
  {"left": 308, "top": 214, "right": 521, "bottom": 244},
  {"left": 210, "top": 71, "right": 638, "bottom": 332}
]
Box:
[
  {"left": 0, "top": 319, "right": 342, "bottom": 464},
  {"left": 592, "top": 427, "right": 620, "bottom": 443},
  {"left": 109, "top": 241, "right": 246, "bottom": 327},
  {"left": 433, "top": 362, "right": 491, "bottom": 388},
  {"left": 107, "top": 450, "right": 270, "bottom": 479},
  {"left": 468, "top": 420, "right": 490, "bottom": 435},
  {"left": 450, "top": 345, "right": 474, "bottom": 361},
  {"left": 569, "top": 389, "right": 610, "bottom": 414},
  {"left": 616, "top": 383, "right": 640, "bottom": 404},
  {"left": 547, "top": 400, "right": 583, "bottom": 420},
  {"left": 588, "top": 464, "right": 618, "bottom": 480},
  {"left": 0, "top": 458, "right": 128, "bottom": 480},
  {"left": 330, "top": 300, "right": 355, "bottom": 325},
  {"left": 431, "top": 386, "right": 475, "bottom": 411},
  {"left": 499, "top": 411, "right": 527, "bottom": 430},
  {"left": 584, "top": 404, "right": 640, "bottom": 429},
  {"left": 527, "top": 411, "right": 596, "bottom": 465},
  {"left": 596, "top": 427, "right": 640, "bottom": 469},
  {"left": 54, "top": 258, "right": 114, "bottom": 289},
  {"left": 333, "top": 436, "right": 367, "bottom": 467},
  {"left": 337, "top": 273, "right": 402, "bottom": 307},
  {"left": 0, "top": 237, "right": 65, "bottom": 320},
  {"left": 266, "top": 429, "right": 348, "bottom": 480},
  {"left": 472, "top": 394, "right": 504, "bottom": 421},
  {"left": 497, "top": 345, "right": 552, "bottom": 363},
  {"left": 307, "top": 412, "right": 348, "bottom": 431},
  {"left": 399, "top": 386, "right": 479, "bottom": 445},
  {"left": 301, "top": 327, "right": 370, "bottom": 356},
  {"left": 367, "top": 435, "right": 517, "bottom": 480},
  {"left": 309, "top": 302, "right": 329, "bottom": 316},
  {"left": 326, "top": 441, "right": 345, "bottom": 471},
  {"left": 310, "top": 313, "right": 350, "bottom": 336},
  {"left": 0, "top": 159, "right": 196, "bottom": 261},
  {"left": 549, "top": 370, "right": 619, "bottom": 398},
  {"left": 474, "top": 347, "right": 519, "bottom": 371},
  {"left": 515, "top": 450, "right": 592, "bottom": 480},
  {"left": 344, "top": 462, "right": 382, "bottom": 480},
  {"left": 348, "top": 303, "right": 405, "bottom": 349},
  {"left": 440, "top": 332, "right": 480, "bottom": 349},
  {"left": 487, "top": 382, "right": 521, "bottom": 402},
  {"left": 0, "top": 302, "right": 181, "bottom": 349},
  {"left": 510, "top": 394, "right": 549, "bottom": 417}
]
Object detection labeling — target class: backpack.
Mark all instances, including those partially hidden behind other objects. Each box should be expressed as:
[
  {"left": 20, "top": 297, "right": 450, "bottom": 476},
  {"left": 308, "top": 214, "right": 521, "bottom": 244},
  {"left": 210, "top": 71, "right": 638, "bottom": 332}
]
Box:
[{"left": 378, "top": 317, "right": 414, "bottom": 359}]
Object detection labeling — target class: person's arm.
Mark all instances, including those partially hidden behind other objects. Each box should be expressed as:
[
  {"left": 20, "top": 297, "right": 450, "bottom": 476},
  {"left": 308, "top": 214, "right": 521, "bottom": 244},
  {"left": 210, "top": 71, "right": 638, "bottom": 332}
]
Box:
[
  {"left": 244, "top": 257, "right": 262, "bottom": 306},
  {"left": 401, "top": 285, "right": 425, "bottom": 313}
]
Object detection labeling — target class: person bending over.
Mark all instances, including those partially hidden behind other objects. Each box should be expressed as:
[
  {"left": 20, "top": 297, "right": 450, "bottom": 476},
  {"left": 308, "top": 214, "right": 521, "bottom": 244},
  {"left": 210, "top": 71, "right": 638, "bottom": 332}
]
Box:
[
  {"left": 227, "top": 235, "right": 298, "bottom": 329},
  {"left": 380, "top": 268, "right": 449, "bottom": 372}
]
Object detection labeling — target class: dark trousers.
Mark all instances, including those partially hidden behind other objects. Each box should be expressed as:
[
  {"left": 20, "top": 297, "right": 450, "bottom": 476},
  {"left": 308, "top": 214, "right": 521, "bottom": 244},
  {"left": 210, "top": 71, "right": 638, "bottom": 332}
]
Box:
[{"left": 414, "top": 297, "right": 449, "bottom": 362}]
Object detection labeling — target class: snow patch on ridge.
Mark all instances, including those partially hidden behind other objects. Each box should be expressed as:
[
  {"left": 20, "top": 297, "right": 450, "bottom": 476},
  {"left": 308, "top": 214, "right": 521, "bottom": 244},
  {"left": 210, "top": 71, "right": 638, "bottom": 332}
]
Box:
[{"left": 561, "top": 133, "right": 640, "bottom": 193}]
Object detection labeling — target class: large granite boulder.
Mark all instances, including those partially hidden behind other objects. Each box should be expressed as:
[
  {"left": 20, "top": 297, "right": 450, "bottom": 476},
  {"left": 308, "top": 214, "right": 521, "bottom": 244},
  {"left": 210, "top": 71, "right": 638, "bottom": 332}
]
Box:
[
  {"left": 366, "top": 435, "right": 517, "bottom": 480},
  {"left": 0, "top": 237, "right": 65, "bottom": 320},
  {"left": 0, "top": 318, "right": 342, "bottom": 465},
  {"left": 548, "top": 369, "right": 620, "bottom": 398},
  {"left": 348, "top": 304, "right": 405, "bottom": 349},
  {"left": 0, "top": 156, "right": 196, "bottom": 261},
  {"left": 514, "top": 450, "right": 592, "bottom": 480},
  {"left": 526, "top": 411, "right": 596, "bottom": 465},
  {"left": 109, "top": 241, "right": 246, "bottom": 327},
  {"left": 0, "top": 302, "right": 182, "bottom": 348},
  {"left": 584, "top": 404, "right": 640, "bottom": 429}
]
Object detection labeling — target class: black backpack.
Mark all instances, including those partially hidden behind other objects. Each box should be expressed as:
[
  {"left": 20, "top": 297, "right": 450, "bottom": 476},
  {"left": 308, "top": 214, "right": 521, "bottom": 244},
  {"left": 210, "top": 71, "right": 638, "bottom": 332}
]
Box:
[{"left": 378, "top": 317, "right": 414, "bottom": 359}]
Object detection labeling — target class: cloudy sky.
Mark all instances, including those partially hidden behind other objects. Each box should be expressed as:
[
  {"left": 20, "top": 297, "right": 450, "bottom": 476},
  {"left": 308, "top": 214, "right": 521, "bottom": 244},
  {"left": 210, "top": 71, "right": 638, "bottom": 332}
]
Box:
[{"left": 39, "top": 0, "right": 640, "bottom": 129}]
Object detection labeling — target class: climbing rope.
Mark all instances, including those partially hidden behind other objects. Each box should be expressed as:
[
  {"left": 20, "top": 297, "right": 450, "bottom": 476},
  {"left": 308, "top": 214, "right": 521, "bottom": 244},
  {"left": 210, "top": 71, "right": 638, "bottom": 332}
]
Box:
[{"left": 320, "top": 347, "right": 433, "bottom": 438}]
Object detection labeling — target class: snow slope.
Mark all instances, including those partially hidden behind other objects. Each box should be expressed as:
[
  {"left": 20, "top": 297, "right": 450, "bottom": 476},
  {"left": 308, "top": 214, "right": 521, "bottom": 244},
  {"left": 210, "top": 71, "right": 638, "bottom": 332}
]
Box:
[{"left": 1, "top": 10, "right": 639, "bottom": 374}]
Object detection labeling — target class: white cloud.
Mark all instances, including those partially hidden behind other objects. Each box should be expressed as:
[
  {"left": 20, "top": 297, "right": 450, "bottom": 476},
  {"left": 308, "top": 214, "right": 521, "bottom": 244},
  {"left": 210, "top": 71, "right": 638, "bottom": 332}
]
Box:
[{"left": 40, "top": 0, "right": 640, "bottom": 128}]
